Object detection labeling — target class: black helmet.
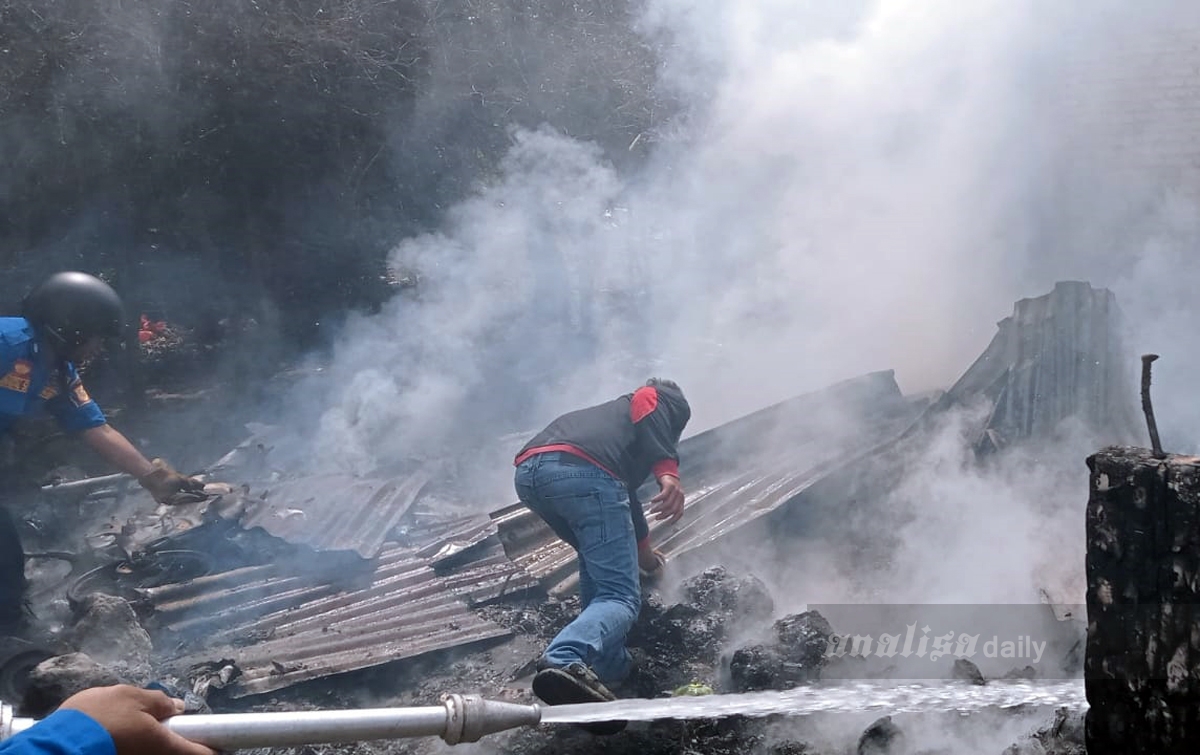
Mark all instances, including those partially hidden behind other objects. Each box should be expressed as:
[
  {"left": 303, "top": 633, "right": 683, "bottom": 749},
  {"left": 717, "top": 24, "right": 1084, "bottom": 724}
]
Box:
[{"left": 22, "top": 271, "right": 126, "bottom": 351}]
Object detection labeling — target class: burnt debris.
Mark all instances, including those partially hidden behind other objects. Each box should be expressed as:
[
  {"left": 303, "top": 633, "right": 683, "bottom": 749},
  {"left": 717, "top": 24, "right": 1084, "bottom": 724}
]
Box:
[
  {"left": 627, "top": 566, "right": 775, "bottom": 697},
  {"left": 857, "top": 716, "right": 906, "bottom": 755},
  {"left": 0, "top": 282, "right": 1136, "bottom": 753},
  {"left": 1085, "top": 447, "right": 1200, "bottom": 754},
  {"left": 729, "top": 612, "right": 834, "bottom": 693}
]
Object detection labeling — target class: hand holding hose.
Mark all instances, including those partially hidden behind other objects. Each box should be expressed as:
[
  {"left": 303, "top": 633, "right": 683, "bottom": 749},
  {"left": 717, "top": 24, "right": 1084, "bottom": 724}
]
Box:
[{"left": 59, "top": 685, "right": 215, "bottom": 755}]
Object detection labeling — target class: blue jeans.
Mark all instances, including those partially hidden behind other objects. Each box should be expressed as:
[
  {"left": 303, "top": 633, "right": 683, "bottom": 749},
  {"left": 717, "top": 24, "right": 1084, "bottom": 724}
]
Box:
[{"left": 514, "top": 452, "right": 640, "bottom": 683}]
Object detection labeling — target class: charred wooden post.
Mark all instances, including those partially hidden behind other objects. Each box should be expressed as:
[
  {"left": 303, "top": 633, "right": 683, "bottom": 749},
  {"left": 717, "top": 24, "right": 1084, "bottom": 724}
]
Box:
[
  {"left": 1139, "top": 354, "right": 1165, "bottom": 458},
  {"left": 1085, "top": 446, "right": 1200, "bottom": 754}
]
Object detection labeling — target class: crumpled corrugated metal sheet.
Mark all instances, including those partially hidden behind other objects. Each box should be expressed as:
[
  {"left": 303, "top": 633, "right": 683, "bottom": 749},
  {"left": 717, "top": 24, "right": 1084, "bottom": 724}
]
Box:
[
  {"left": 644, "top": 371, "right": 920, "bottom": 554},
  {"left": 234, "top": 472, "right": 430, "bottom": 559},
  {"left": 436, "top": 541, "right": 542, "bottom": 607},
  {"left": 491, "top": 502, "right": 578, "bottom": 593},
  {"left": 936, "top": 280, "right": 1140, "bottom": 451},
  {"left": 493, "top": 371, "right": 921, "bottom": 595},
  {"left": 408, "top": 513, "right": 497, "bottom": 562},
  {"left": 160, "top": 544, "right": 511, "bottom": 698},
  {"left": 145, "top": 563, "right": 338, "bottom": 637},
  {"left": 396, "top": 512, "right": 543, "bottom": 606}
]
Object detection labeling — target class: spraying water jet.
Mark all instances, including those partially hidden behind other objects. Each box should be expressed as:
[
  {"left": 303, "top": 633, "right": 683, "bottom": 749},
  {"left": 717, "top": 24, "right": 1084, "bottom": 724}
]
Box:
[{"left": 0, "top": 682, "right": 1087, "bottom": 749}]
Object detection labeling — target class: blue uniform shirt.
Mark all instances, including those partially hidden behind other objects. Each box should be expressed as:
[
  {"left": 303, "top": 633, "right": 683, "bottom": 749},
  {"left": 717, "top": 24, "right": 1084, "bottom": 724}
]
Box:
[
  {"left": 0, "top": 318, "right": 106, "bottom": 436},
  {"left": 0, "top": 709, "right": 116, "bottom": 755}
]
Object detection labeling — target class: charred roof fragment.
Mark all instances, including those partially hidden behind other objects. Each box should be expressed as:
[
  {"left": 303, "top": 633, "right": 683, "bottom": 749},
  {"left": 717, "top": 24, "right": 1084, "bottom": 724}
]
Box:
[
  {"left": 161, "top": 545, "right": 512, "bottom": 698},
  {"left": 936, "top": 280, "right": 1141, "bottom": 454}
]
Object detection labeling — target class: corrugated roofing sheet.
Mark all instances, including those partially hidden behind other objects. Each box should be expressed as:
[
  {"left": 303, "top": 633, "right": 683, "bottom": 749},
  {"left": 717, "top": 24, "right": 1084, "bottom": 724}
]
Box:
[
  {"left": 436, "top": 542, "right": 542, "bottom": 607},
  {"left": 160, "top": 544, "right": 511, "bottom": 698},
  {"left": 646, "top": 372, "right": 919, "bottom": 556},
  {"left": 407, "top": 513, "right": 498, "bottom": 563},
  {"left": 145, "top": 564, "right": 335, "bottom": 637},
  {"left": 492, "top": 371, "right": 921, "bottom": 595},
  {"left": 491, "top": 503, "right": 578, "bottom": 592},
  {"left": 234, "top": 472, "right": 430, "bottom": 559},
  {"left": 938, "top": 280, "right": 1140, "bottom": 450}
]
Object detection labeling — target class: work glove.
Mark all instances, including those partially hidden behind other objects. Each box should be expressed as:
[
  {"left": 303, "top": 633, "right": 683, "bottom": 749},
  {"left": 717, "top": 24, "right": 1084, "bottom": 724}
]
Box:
[{"left": 138, "top": 459, "right": 208, "bottom": 506}]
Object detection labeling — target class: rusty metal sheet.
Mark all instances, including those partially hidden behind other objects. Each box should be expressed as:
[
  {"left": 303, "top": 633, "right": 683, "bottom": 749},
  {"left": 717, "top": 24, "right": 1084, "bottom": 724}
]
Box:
[
  {"left": 395, "top": 513, "right": 542, "bottom": 605},
  {"left": 163, "top": 545, "right": 511, "bottom": 698},
  {"left": 141, "top": 369, "right": 938, "bottom": 693},
  {"left": 492, "top": 504, "right": 577, "bottom": 593},
  {"left": 142, "top": 564, "right": 341, "bottom": 638},
  {"left": 410, "top": 514, "right": 497, "bottom": 563},
  {"left": 645, "top": 370, "right": 919, "bottom": 557},
  {"left": 436, "top": 541, "right": 542, "bottom": 607},
  {"left": 124, "top": 286, "right": 1137, "bottom": 699},
  {"left": 236, "top": 472, "right": 430, "bottom": 558}
]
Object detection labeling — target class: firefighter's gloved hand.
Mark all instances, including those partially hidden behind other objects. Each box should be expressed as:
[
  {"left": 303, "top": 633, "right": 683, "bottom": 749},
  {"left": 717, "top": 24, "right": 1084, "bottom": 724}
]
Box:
[{"left": 138, "top": 459, "right": 207, "bottom": 506}]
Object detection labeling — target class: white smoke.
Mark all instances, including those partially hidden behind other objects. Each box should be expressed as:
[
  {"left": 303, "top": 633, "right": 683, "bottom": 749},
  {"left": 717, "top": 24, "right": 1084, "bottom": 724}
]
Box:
[
  {"left": 874, "top": 408, "right": 1094, "bottom": 605},
  {"left": 298, "top": 0, "right": 1200, "bottom": 603},
  {"left": 307, "top": 0, "right": 1050, "bottom": 457}
]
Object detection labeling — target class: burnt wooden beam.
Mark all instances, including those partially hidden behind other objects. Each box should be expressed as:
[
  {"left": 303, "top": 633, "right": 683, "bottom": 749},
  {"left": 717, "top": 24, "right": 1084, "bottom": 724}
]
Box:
[
  {"left": 1086, "top": 446, "right": 1200, "bottom": 754},
  {"left": 1140, "top": 354, "right": 1165, "bottom": 458}
]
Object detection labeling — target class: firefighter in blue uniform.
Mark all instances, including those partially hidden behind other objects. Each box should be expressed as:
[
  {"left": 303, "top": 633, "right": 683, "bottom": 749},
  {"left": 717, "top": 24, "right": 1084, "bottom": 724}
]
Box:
[{"left": 0, "top": 271, "right": 206, "bottom": 630}]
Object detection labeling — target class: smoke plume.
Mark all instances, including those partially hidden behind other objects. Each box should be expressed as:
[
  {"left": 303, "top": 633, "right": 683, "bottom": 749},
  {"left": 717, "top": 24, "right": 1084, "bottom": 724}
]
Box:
[{"left": 293, "top": 0, "right": 1200, "bottom": 610}]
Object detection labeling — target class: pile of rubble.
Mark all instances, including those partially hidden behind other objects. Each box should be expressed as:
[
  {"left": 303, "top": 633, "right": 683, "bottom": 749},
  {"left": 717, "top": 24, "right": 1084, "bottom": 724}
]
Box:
[{"left": 9, "top": 564, "right": 1086, "bottom": 755}]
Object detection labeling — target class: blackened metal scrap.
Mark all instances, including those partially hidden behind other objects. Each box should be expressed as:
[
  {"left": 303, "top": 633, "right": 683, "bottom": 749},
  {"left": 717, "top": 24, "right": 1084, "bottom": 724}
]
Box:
[{"left": 40, "top": 472, "right": 130, "bottom": 494}]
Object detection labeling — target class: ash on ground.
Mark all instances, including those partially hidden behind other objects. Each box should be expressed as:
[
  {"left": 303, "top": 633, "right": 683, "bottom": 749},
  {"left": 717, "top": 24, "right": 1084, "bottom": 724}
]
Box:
[{"left": 19, "top": 564, "right": 1085, "bottom": 755}]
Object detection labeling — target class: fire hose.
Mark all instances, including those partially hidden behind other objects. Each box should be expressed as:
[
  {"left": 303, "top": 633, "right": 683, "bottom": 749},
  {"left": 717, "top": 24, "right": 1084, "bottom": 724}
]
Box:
[{"left": 0, "top": 694, "right": 543, "bottom": 749}]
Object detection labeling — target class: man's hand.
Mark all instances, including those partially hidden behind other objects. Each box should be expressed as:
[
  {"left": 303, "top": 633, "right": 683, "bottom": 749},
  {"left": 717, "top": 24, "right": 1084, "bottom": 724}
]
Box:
[
  {"left": 137, "top": 459, "right": 207, "bottom": 506},
  {"left": 648, "top": 474, "right": 685, "bottom": 524},
  {"left": 637, "top": 538, "right": 666, "bottom": 581},
  {"left": 59, "top": 685, "right": 215, "bottom": 755}
]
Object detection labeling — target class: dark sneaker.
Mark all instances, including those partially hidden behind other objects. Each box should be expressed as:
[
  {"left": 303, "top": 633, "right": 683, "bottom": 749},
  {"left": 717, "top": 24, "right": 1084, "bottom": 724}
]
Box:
[{"left": 532, "top": 662, "right": 626, "bottom": 736}]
